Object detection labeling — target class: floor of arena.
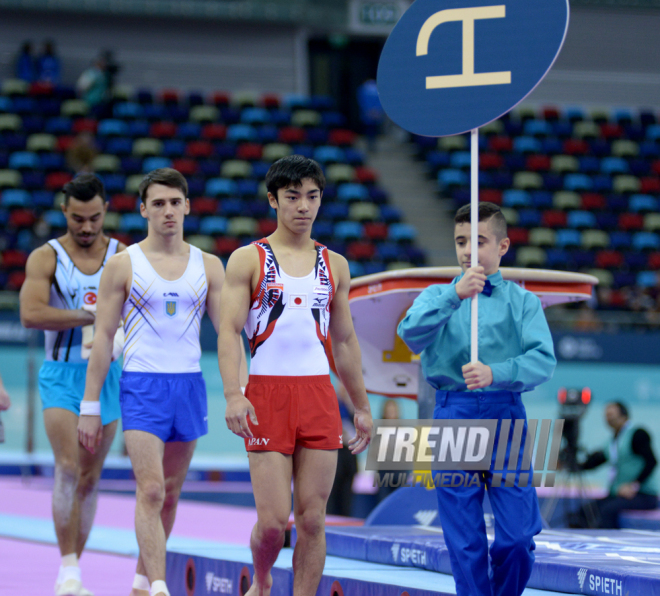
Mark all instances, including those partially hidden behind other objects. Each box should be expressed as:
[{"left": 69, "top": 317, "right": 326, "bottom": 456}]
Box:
[{"left": 0, "top": 475, "right": 620, "bottom": 596}]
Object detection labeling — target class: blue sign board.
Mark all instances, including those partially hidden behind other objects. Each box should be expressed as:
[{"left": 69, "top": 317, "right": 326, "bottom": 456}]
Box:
[{"left": 377, "top": 0, "right": 569, "bottom": 136}]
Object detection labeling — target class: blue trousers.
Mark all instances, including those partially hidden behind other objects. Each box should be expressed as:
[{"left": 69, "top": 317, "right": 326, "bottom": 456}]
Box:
[{"left": 434, "top": 390, "right": 543, "bottom": 596}]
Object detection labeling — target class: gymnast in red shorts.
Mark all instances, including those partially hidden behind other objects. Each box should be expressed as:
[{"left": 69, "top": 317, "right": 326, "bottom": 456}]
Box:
[{"left": 218, "top": 155, "right": 373, "bottom": 596}]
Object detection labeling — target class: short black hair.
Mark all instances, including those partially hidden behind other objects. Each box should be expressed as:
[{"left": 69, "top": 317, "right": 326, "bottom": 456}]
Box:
[
  {"left": 609, "top": 401, "right": 629, "bottom": 419},
  {"left": 138, "top": 168, "right": 188, "bottom": 204},
  {"left": 63, "top": 174, "right": 106, "bottom": 205},
  {"left": 454, "top": 201, "right": 507, "bottom": 241},
  {"left": 265, "top": 155, "right": 325, "bottom": 199}
]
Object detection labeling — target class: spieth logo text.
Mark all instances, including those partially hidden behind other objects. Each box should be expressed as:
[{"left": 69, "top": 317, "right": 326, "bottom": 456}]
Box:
[
  {"left": 205, "top": 572, "right": 233, "bottom": 593},
  {"left": 367, "top": 419, "right": 564, "bottom": 488}
]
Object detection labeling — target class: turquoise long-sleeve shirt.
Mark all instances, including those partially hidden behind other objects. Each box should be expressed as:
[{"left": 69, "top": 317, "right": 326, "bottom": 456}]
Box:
[{"left": 397, "top": 270, "right": 556, "bottom": 393}]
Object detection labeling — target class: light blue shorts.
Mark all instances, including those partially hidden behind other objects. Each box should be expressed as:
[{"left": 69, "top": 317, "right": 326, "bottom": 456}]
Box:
[
  {"left": 38, "top": 360, "right": 122, "bottom": 426},
  {"left": 120, "top": 371, "right": 207, "bottom": 443}
]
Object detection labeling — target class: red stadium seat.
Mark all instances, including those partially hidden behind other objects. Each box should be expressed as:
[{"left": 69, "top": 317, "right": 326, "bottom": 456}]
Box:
[
  {"left": 72, "top": 119, "right": 97, "bottom": 134},
  {"left": 7, "top": 271, "right": 26, "bottom": 290},
  {"left": 191, "top": 197, "right": 218, "bottom": 216},
  {"left": 488, "top": 136, "right": 513, "bottom": 152},
  {"left": 595, "top": 250, "right": 624, "bottom": 269},
  {"left": 45, "top": 172, "right": 73, "bottom": 191},
  {"left": 581, "top": 193, "right": 606, "bottom": 210},
  {"left": 185, "top": 141, "right": 214, "bottom": 159},
  {"left": 29, "top": 81, "right": 55, "bottom": 96},
  {"left": 648, "top": 252, "right": 660, "bottom": 270},
  {"left": 563, "top": 139, "right": 589, "bottom": 155},
  {"left": 9, "top": 209, "right": 36, "bottom": 228},
  {"left": 201, "top": 124, "right": 227, "bottom": 141},
  {"left": 2, "top": 249, "right": 28, "bottom": 268},
  {"left": 507, "top": 228, "right": 529, "bottom": 246},
  {"left": 150, "top": 122, "right": 177, "bottom": 138},
  {"left": 651, "top": 160, "right": 660, "bottom": 176},
  {"left": 278, "top": 127, "right": 306, "bottom": 144},
  {"left": 526, "top": 154, "right": 551, "bottom": 171},
  {"left": 257, "top": 219, "right": 278, "bottom": 236},
  {"left": 363, "top": 222, "right": 388, "bottom": 241},
  {"left": 618, "top": 213, "right": 644, "bottom": 231},
  {"left": 608, "top": 289, "right": 627, "bottom": 309},
  {"left": 111, "top": 233, "right": 133, "bottom": 246},
  {"left": 640, "top": 177, "right": 660, "bottom": 194},
  {"left": 160, "top": 89, "right": 180, "bottom": 104},
  {"left": 236, "top": 143, "right": 263, "bottom": 161},
  {"left": 480, "top": 189, "right": 502, "bottom": 205},
  {"left": 541, "top": 210, "right": 568, "bottom": 228},
  {"left": 355, "top": 166, "right": 377, "bottom": 184},
  {"left": 110, "top": 194, "right": 137, "bottom": 213},
  {"left": 215, "top": 237, "right": 241, "bottom": 256},
  {"left": 480, "top": 153, "right": 504, "bottom": 170},
  {"left": 600, "top": 123, "right": 624, "bottom": 139},
  {"left": 56, "top": 136, "right": 75, "bottom": 152},
  {"left": 328, "top": 129, "right": 357, "bottom": 147},
  {"left": 171, "top": 158, "right": 198, "bottom": 176},
  {"left": 262, "top": 94, "right": 280, "bottom": 109},
  {"left": 542, "top": 106, "right": 560, "bottom": 121},
  {"left": 347, "top": 241, "right": 376, "bottom": 261},
  {"left": 210, "top": 92, "right": 230, "bottom": 107}
]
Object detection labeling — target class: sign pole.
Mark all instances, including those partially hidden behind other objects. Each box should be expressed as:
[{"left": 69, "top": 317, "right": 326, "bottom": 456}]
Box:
[{"left": 470, "top": 127, "right": 479, "bottom": 364}]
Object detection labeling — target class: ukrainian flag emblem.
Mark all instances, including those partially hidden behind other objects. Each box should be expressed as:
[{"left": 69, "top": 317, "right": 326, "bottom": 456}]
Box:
[{"left": 165, "top": 300, "right": 177, "bottom": 317}]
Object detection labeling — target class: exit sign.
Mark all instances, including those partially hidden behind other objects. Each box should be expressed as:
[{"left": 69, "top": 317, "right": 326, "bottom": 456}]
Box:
[{"left": 349, "top": 0, "right": 411, "bottom": 34}]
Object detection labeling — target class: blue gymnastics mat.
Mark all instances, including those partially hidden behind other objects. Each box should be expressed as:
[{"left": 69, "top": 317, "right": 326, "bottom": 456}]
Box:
[{"left": 294, "top": 525, "right": 660, "bottom": 596}]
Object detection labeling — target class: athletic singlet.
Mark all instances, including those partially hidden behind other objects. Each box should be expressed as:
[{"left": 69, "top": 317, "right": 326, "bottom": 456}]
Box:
[
  {"left": 44, "top": 238, "right": 119, "bottom": 363},
  {"left": 121, "top": 243, "right": 206, "bottom": 373},
  {"left": 245, "top": 238, "right": 335, "bottom": 376}
]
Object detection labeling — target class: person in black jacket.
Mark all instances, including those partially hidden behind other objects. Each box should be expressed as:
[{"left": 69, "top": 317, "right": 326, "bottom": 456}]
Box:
[{"left": 571, "top": 401, "right": 657, "bottom": 528}]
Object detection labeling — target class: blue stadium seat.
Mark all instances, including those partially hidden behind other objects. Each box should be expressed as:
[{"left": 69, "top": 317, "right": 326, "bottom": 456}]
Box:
[
  {"left": 312, "top": 220, "right": 334, "bottom": 239},
  {"left": 572, "top": 250, "right": 595, "bottom": 268},
  {"left": 646, "top": 124, "right": 660, "bottom": 140},
  {"left": 639, "top": 141, "right": 659, "bottom": 158},
  {"left": 380, "top": 205, "right": 402, "bottom": 223},
  {"left": 0, "top": 97, "right": 13, "bottom": 112},
  {"left": 22, "top": 116, "right": 44, "bottom": 134},
  {"left": 636, "top": 271, "right": 659, "bottom": 288},
  {"left": 166, "top": 106, "right": 189, "bottom": 122},
  {"left": 321, "top": 112, "right": 346, "bottom": 127},
  {"left": 177, "top": 122, "right": 202, "bottom": 139},
  {"left": 427, "top": 152, "right": 450, "bottom": 170},
  {"left": 578, "top": 156, "right": 600, "bottom": 173},
  {"left": 632, "top": 232, "right": 660, "bottom": 252},
  {"left": 1, "top": 189, "right": 30, "bottom": 207},
  {"left": 227, "top": 124, "right": 257, "bottom": 142},
  {"left": 567, "top": 211, "right": 597, "bottom": 229},
  {"left": 388, "top": 223, "right": 417, "bottom": 242},
  {"left": 504, "top": 154, "right": 526, "bottom": 171},
  {"left": 343, "top": 148, "right": 366, "bottom": 166},
  {"left": 363, "top": 262, "right": 386, "bottom": 275},
  {"left": 121, "top": 157, "right": 143, "bottom": 174},
  {"left": 120, "top": 213, "right": 148, "bottom": 233},
  {"left": 143, "top": 104, "right": 168, "bottom": 120},
  {"left": 32, "top": 190, "right": 54, "bottom": 208},
  {"left": 348, "top": 261, "right": 365, "bottom": 278},
  {"left": 337, "top": 183, "right": 369, "bottom": 202},
  {"left": 600, "top": 157, "right": 628, "bottom": 175},
  {"left": 142, "top": 157, "right": 172, "bottom": 172},
  {"left": 9, "top": 152, "right": 40, "bottom": 170},
  {"left": 241, "top": 107, "right": 270, "bottom": 125},
  {"left": 128, "top": 120, "right": 150, "bottom": 137},
  {"left": 334, "top": 221, "right": 363, "bottom": 240},
  {"left": 513, "top": 136, "right": 542, "bottom": 153},
  {"left": 564, "top": 173, "right": 593, "bottom": 191},
  {"left": 502, "top": 189, "right": 531, "bottom": 208},
  {"left": 97, "top": 119, "right": 129, "bottom": 136},
  {"left": 629, "top": 194, "right": 658, "bottom": 213},
  {"left": 102, "top": 174, "right": 127, "bottom": 194},
  {"left": 162, "top": 139, "right": 186, "bottom": 157},
  {"left": 22, "top": 171, "right": 44, "bottom": 190},
  {"left": 524, "top": 120, "right": 552, "bottom": 136},
  {"left": 251, "top": 162, "right": 271, "bottom": 179},
  {"left": 450, "top": 151, "right": 472, "bottom": 169},
  {"left": 551, "top": 121, "right": 573, "bottom": 137},
  {"left": 321, "top": 203, "right": 349, "bottom": 221},
  {"left": 206, "top": 178, "right": 238, "bottom": 196},
  {"left": 100, "top": 137, "right": 129, "bottom": 156},
  {"left": 531, "top": 191, "right": 553, "bottom": 209},
  {"left": 314, "top": 146, "right": 345, "bottom": 164},
  {"left": 609, "top": 231, "right": 632, "bottom": 249},
  {"left": 199, "top": 160, "right": 220, "bottom": 177},
  {"left": 113, "top": 102, "right": 144, "bottom": 119},
  {"left": 625, "top": 252, "right": 648, "bottom": 271},
  {"left": 270, "top": 110, "right": 291, "bottom": 126},
  {"left": 291, "top": 145, "right": 314, "bottom": 159},
  {"left": 542, "top": 138, "right": 563, "bottom": 154},
  {"left": 438, "top": 169, "right": 468, "bottom": 190},
  {"left": 43, "top": 210, "right": 66, "bottom": 228},
  {"left": 45, "top": 117, "right": 72, "bottom": 134},
  {"left": 518, "top": 209, "right": 542, "bottom": 227},
  {"left": 555, "top": 229, "right": 582, "bottom": 248},
  {"left": 183, "top": 216, "right": 200, "bottom": 234},
  {"left": 595, "top": 212, "right": 618, "bottom": 230},
  {"left": 545, "top": 248, "right": 571, "bottom": 269},
  {"left": 221, "top": 199, "right": 244, "bottom": 217},
  {"left": 236, "top": 180, "right": 259, "bottom": 197},
  {"left": 257, "top": 126, "right": 279, "bottom": 144},
  {"left": 376, "top": 242, "right": 405, "bottom": 262}
]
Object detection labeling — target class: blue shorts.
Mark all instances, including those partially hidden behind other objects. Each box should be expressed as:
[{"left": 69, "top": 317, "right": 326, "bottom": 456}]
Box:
[
  {"left": 38, "top": 360, "right": 121, "bottom": 426},
  {"left": 120, "top": 371, "right": 207, "bottom": 443}
]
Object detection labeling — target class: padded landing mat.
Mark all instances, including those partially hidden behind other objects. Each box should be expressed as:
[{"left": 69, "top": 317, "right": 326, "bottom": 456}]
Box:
[{"left": 304, "top": 526, "right": 660, "bottom": 596}]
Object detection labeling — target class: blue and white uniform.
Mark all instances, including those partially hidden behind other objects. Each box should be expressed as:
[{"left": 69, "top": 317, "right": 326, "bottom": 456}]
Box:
[
  {"left": 119, "top": 243, "right": 208, "bottom": 442},
  {"left": 398, "top": 270, "right": 556, "bottom": 596},
  {"left": 38, "top": 238, "right": 122, "bottom": 425}
]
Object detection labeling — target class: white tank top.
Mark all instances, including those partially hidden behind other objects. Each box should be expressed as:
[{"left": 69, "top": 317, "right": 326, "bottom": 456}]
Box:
[
  {"left": 44, "top": 238, "right": 119, "bottom": 363},
  {"left": 121, "top": 243, "right": 207, "bottom": 373},
  {"left": 246, "top": 239, "right": 335, "bottom": 376}
]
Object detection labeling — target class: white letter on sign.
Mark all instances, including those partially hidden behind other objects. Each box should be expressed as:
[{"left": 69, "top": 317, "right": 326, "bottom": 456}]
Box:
[{"left": 416, "top": 6, "right": 512, "bottom": 90}]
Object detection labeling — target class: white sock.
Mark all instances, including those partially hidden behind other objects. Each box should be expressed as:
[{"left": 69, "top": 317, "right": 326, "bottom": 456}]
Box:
[
  {"left": 61, "top": 565, "right": 81, "bottom": 583},
  {"left": 132, "top": 574, "right": 150, "bottom": 591},
  {"left": 62, "top": 553, "right": 78, "bottom": 568},
  {"left": 150, "top": 580, "right": 170, "bottom": 596}
]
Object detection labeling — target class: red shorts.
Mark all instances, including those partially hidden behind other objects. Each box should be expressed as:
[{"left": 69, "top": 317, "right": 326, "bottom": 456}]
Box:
[{"left": 244, "top": 375, "right": 342, "bottom": 454}]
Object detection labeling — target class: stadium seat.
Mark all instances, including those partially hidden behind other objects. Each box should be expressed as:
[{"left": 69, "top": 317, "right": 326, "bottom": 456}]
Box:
[
  {"left": 438, "top": 169, "right": 468, "bottom": 190},
  {"left": 632, "top": 232, "right": 660, "bottom": 252},
  {"left": 600, "top": 156, "right": 628, "bottom": 174},
  {"left": 150, "top": 122, "right": 177, "bottom": 138},
  {"left": 347, "top": 241, "right": 376, "bottom": 261},
  {"left": 564, "top": 173, "right": 593, "bottom": 191},
  {"left": 125, "top": 175, "right": 143, "bottom": 194},
  {"left": 60, "top": 99, "right": 89, "bottom": 117},
  {"left": 221, "top": 160, "right": 252, "bottom": 179},
  {"left": 612, "top": 175, "right": 641, "bottom": 194},
  {"left": 526, "top": 155, "right": 551, "bottom": 171},
  {"left": 643, "top": 213, "right": 660, "bottom": 232},
  {"left": 120, "top": 213, "right": 147, "bottom": 233},
  {"left": 502, "top": 189, "right": 531, "bottom": 208},
  {"left": 553, "top": 191, "right": 581, "bottom": 210},
  {"left": 348, "top": 202, "right": 379, "bottom": 222},
  {"left": 507, "top": 228, "right": 529, "bottom": 246},
  {"left": 618, "top": 213, "right": 644, "bottom": 231},
  {"left": 516, "top": 246, "right": 546, "bottom": 267},
  {"left": 480, "top": 153, "right": 504, "bottom": 170},
  {"left": 142, "top": 157, "right": 171, "bottom": 172},
  {"left": 97, "top": 119, "right": 129, "bottom": 137},
  {"left": 235, "top": 180, "right": 259, "bottom": 197},
  {"left": 555, "top": 229, "right": 582, "bottom": 248},
  {"left": 132, "top": 138, "right": 163, "bottom": 157},
  {"left": 439, "top": 136, "right": 468, "bottom": 151},
  {"left": 228, "top": 217, "right": 257, "bottom": 237},
  {"left": 529, "top": 228, "right": 556, "bottom": 247},
  {"left": 102, "top": 212, "right": 120, "bottom": 231},
  {"left": 177, "top": 122, "right": 202, "bottom": 139},
  {"left": 488, "top": 136, "right": 513, "bottom": 152},
  {"left": 499, "top": 207, "right": 519, "bottom": 226},
  {"left": 388, "top": 223, "right": 417, "bottom": 243},
  {"left": 326, "top": 164, "right": 355, "bottom": 184},
  {"left": 127, "top": 120, "right": 150, "bottom": 137},
  {"left": 648, "top": 252, "right": 660, "bottom": 270},
  {"left": 162, "top": 139, "right": 186, "bottom": 157},
  {"left": 640, "top": 177, "right": 660, "bottom": 193},
  {"left": 0, "top": 114, "right": 21, "bottom": 132},
  {"left": 611, "top": 139, "right": 639, "bottom": 158},
  {"left": 513, "top": 172, "right": 543, "bottom": 190},
  {"left": 113, "top": 102, "right": 144, "bottom": 119},
  {"left": 563, "top": 139, "right": 589, "bottom": 155},
  {"left": 337, "top": 183, "right": 369, "bottom": 202},
  {"left": 206, "top": 178, "right": 238, "bottom": 197},
  {"left": 629, "top": 194, "right": 658, "bottom": 213},
  {"left": 291, "top": 110, "right": 321, "bottom": 128},
  {"left": 1, "top": 189, "right": 30, "bottom": 207},
  {"left": 0, "top": 170, "right": 22, "bottom": 189},
  {"left": 185, "top": 141, "right": 214, "bottom": 159},
  {"left": 581, "top": 230, "right": 610, "bottom": 250},
  {"left": 236, "top": 143, "right": 263, "bottom": 161},
  {"left": 92, "top": 154, "right": 121, "bottom": 172},
  {"left": 257, "top": 218, "right": 278, "bottom": 237},
  {"left": 545, "top": 248, "right": 571, "bottom": 269},
  {"left": 551, "top": 155, "right": 579, "bottom": 173},
  {"left": 190, "top": 105, "right": 219, "bottom": 123},
  {"left": 450, "top": 151, "right": 472, "bottom": 169},
  {"left": 262, "top": 143, "right": 292, "bottom": 162},
  {"left": 200, "top": 123, "right": 227, "bottom": 141},
  {"left": 587, "top": 268, "right": 614, "bottom": 287},
  {"left": 567, "top": 210, "right": 597, "bottom": 229},
  {"left": 8, "top": 152, "right": 39, "bottom": 170},
  {"left": 513, "top": 137, "right": 542, "bottom": 154},
  {"left": 636, "top": 271, "right": 659, "bottom": 288},
  {"left": 186, "top": 235, "right": 215, "bottom": 253}
]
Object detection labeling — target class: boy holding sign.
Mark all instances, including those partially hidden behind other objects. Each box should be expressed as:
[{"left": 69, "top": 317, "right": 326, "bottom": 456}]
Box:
[{"left": 397, "top": 202, "right": 556, "bottom": 596}]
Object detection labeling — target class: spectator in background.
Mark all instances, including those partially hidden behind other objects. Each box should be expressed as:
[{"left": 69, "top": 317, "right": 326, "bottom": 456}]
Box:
[
  {"left": 101, "top": 49, "right": 121, "bottom": 97},
  {"left": 327, "top": 382, "right": 359, "bottom": 517},
  {"left": 376, "top": 398, "right": 401, "bottom": 504},
  {"left": 66, "top": 132, "right": 98, "bottom": 174},
  {"left": 15, "top": 41, "right": 36, "bottom": 82},
  {"left": 0, "top": 371, "right": 10, "bottom": 444},
  {"left": 37, "top": 40, "right": 61, "bottom": 84},
  {"left": 77, "top": 57, "right": 108, "bottom": 107},
  {"left": 357, "top": 78, "right": 385, "bottom": 153},
  {"left": 570, "top": 401, "right": 658, "bottom": 528}
]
